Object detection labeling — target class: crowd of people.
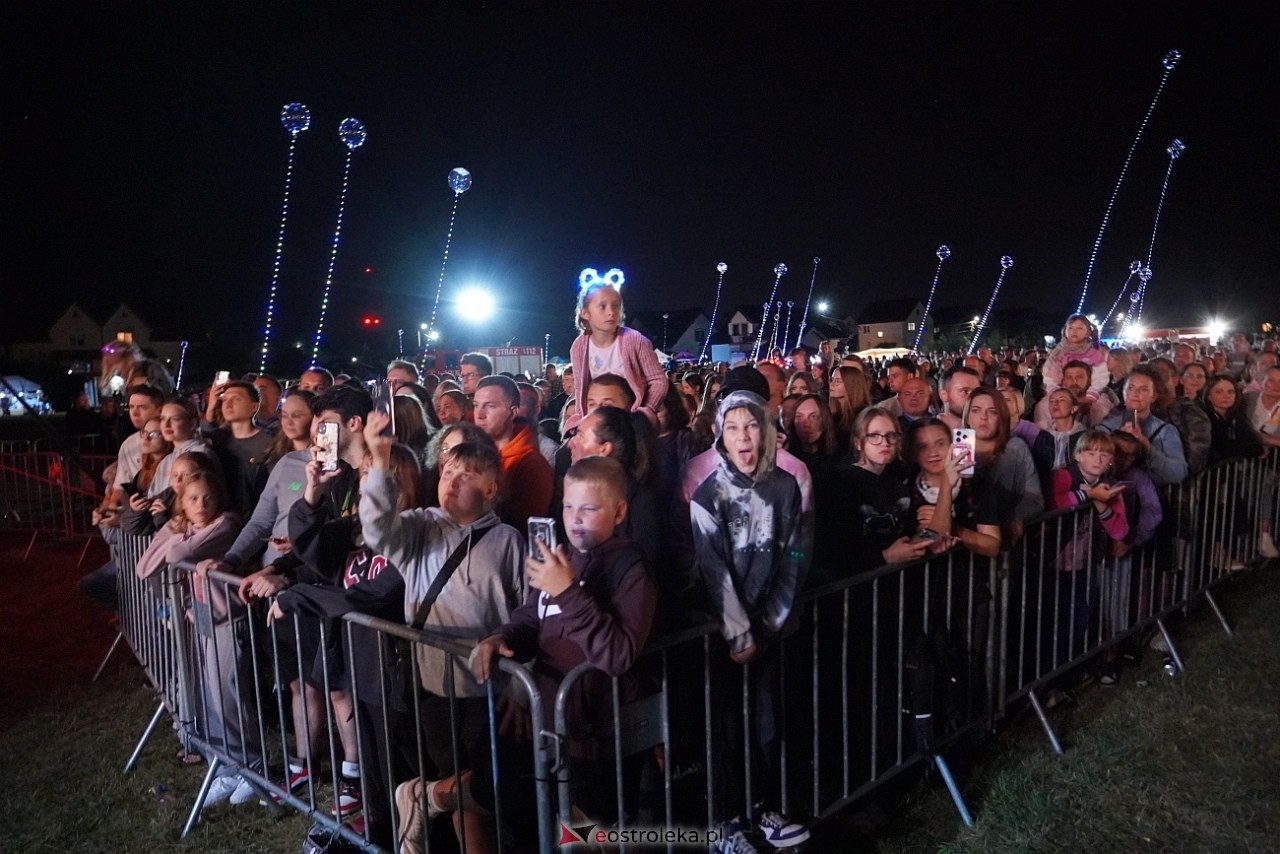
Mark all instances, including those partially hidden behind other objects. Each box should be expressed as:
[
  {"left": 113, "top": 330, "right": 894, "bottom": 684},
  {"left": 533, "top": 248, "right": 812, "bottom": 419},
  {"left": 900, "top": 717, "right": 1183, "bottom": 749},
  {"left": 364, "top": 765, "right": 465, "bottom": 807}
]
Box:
[{"left": 75, "top": 301, "right": 1280, "bottom": 853}]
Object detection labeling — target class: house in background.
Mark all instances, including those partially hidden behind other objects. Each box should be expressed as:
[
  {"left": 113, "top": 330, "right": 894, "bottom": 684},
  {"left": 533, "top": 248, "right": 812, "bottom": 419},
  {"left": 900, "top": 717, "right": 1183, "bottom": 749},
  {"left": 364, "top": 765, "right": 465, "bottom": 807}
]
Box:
[
  {"left": 628, "top": 309, "right": 712, "bottom": 357},
  {"left": 798, "top": 317, "right": 853, "bottom": 352},
  {"left": 855, "top": 298, "right": 929, "bottom": 351},
  {"left": 933, "top": 305, "right": 984, "bottom": 345},
  {"left": 9, "top": 302, "right": 184, "bottom": 374},
  {"left": 724, "top": 304, "right": 763, "bottom": 352}
]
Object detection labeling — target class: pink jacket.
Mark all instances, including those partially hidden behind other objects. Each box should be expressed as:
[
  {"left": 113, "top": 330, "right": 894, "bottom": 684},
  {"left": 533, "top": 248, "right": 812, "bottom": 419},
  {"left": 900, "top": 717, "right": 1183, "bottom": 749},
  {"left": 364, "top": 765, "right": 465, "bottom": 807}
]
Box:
[
  {"left": 136, "top": 513, "right": 241, "bottom": 620},
  {"left": 136, "top": 513, "right": 240, "bottom": 580},
  {"left": 566, "top": 326, "right": 668, "bottom": 429},
  {"left": 1042, "top": 342, "right": 1109, "bottom": 403}
]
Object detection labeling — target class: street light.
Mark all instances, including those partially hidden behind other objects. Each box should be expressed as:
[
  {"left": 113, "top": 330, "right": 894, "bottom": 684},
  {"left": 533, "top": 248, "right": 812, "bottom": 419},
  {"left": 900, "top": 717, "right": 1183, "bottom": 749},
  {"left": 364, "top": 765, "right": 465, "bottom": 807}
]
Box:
[
  {"left": 456, "top": 287, "right": 495, "bottom": 322},
  {"left": 817, "top": 300, "right": 830, "bottom": 314}
]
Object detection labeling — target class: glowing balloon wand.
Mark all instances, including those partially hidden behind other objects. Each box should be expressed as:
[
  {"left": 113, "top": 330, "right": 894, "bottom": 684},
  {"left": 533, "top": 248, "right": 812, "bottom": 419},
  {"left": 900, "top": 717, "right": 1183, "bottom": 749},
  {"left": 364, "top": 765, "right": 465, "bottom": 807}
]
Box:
[
  {"left": 913, "top": 245, "right": 950, "bottom": 352},
  {"left": 258, "top": 103, "right": 311, "bottom": 373},
  {"left": 699, "top": 262, "right": 728, "bottom": 363},
  {"left": 967, "top": 256, "right": 1013, "bottom": 356},
  {"left": 424, "top": 167, "right": 473, "bottom": 343},
  {"left": 1077, "top": 50, "right": 1182, "bottom": 315},
  {"left": 1133, "top": 139, "right": 1185, "bottom": 326},
  {"left": 310, "top": 118, "right": 367, "bottom": 368},
  {"left": 792, "top": 257, "right": 820, "bottom": 351},
  {"left": 752, "top": 263, "right": 787, "bottom": 362},
  {"left": 1098, "top": 260, "right": 1143, "bottom": 338}
]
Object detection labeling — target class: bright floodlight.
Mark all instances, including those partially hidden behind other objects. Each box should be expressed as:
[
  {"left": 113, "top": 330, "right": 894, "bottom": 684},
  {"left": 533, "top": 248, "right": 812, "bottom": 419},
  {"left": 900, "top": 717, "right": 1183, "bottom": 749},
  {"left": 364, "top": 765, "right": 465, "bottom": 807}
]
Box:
[
  {"left": 456, "top": 287, "right": 495, "bottom": 322},
  {"left": 427, "top": 329, "right": 440, "bottom": 341},
  {"left": 817, "top": 301, "right": 830, "bottom": 313},
  {"left": 419, "top": 322, "right": 428, "bottom": 330},
  {"left": 1207, "top": 319, "right": 1226, "bottom": 342},
  {"left": 1129, "top": 324, "right": 1146, "bottom": 340}
]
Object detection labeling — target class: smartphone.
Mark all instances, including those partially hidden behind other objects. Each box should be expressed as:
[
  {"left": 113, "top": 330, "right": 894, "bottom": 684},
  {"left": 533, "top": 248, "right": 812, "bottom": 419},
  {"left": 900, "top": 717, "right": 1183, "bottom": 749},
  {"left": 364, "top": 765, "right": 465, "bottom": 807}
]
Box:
[
  {"left": 316, "top": 421, "right": 340, "bottom": 472},
  {"left": 1124, "top": 408, "right": 1139, "bottom": 429},
  {"left": 910, "top": 528, "right": 941, "bottom": 545},
  {"left": 527, "top": 517, "right": 557, "bottom": 561},
  {"left": 370, "top": 380, "right": 396, "bottom": 437},
  {"left": 952, "top": 427, "right": 976, "bottom": 478},
  {"left": 215, "top": 370, "right": 231, "bottom": 386}
]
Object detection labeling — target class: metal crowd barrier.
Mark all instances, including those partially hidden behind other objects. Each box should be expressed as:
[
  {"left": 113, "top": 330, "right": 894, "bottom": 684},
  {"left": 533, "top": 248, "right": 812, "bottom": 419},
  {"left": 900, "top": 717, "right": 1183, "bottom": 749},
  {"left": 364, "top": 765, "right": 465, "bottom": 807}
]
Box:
[
  {"left": 113, "top": 557, "right": 559, "bottom": 853},
  {"left": 111, "top": 532, "right": 197, "bottom": 769},
  {"left": 537, "top": 454, "right": 1278, "bottom": 843},
  {"left": 102, "top": 453, "right": 1277, "bottom": 850},
  {"left": 0, "top": 447, "right": 105, "bottom": 558}
]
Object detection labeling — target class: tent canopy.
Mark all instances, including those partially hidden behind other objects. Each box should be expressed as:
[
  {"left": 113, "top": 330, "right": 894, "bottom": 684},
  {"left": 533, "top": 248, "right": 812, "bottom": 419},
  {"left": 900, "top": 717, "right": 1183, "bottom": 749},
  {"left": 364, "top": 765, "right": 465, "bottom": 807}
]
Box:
[
  {"left": 852, "top": 347, "right": 915, "bottom": 360},
  {"left": 1, "top": 375, "right": 41, "bottom": 394}
]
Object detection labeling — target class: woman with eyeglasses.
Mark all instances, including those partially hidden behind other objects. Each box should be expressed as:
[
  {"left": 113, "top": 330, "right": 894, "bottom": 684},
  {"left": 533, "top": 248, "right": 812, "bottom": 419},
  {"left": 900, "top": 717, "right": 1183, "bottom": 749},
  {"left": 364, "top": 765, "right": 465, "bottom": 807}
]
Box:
[{"left": 816, "top": 407, "right": 929, "bottom": 585}]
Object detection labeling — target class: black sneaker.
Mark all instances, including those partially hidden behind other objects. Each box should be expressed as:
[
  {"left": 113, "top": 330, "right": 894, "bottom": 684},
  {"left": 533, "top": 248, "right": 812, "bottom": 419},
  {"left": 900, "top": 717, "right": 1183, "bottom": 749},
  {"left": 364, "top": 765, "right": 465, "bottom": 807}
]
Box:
[{"left": 757, "top": 811, "right": 810, "bottom": 848}]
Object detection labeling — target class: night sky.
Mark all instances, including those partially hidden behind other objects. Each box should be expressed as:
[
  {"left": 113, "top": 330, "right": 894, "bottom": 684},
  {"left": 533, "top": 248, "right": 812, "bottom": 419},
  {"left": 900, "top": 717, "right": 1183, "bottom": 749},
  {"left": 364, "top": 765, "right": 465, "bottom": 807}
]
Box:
[{"left": 4, "top": 4, "right": 1276, "bottom": 371}]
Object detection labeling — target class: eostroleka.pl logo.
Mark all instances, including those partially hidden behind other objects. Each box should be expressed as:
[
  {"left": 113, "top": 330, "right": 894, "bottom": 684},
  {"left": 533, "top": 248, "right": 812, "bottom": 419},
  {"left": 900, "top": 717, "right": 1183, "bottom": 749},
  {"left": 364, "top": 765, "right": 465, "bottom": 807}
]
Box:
[{"left": 559, "top": 822, "right": 723, "bottom": 847}]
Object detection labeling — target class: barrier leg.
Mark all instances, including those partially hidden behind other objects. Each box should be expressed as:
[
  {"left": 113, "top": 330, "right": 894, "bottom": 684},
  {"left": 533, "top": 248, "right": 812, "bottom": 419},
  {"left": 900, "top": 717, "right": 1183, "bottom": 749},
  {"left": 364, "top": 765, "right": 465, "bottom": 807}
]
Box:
[
  {"left": 76, "top": 536, "right": 93, "bottom": 567},
  {"left": 23, "top": 530, "right": 38, "bottom": 562},
  {"left": 92, "top": 631, "right": 125, "bottom": 683},
  {"left": 932, "top": 754, "right": 974, "bottom": 828},
  {"left": 182, "top": 758, "right": 223, "bottom": 838},
  {"left": 1026, "top": 690, "right": 1064, "bottom": 756},
  {"left": 1155, "top": 619, "right": 1185, "bottom": 674},
  {"left": 123, "top": 701, "right": 168, "bottom": 775},
  {"left": 1203, "top": 589, "right": 1233, "bottom": 637}
]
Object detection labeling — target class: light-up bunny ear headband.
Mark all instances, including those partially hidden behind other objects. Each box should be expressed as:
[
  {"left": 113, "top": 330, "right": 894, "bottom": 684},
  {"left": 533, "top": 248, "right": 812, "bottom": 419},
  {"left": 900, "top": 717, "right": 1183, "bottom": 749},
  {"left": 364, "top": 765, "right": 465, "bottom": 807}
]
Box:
[{"left": 578, "top": 267, "right": 626, "bottom": 292}]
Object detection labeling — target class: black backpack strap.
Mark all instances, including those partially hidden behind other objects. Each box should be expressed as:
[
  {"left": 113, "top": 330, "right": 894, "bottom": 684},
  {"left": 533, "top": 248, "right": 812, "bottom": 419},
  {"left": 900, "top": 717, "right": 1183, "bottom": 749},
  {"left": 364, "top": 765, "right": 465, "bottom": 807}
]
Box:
[{"left": 408, "top": 524, "right": 493, "bottom": 630}]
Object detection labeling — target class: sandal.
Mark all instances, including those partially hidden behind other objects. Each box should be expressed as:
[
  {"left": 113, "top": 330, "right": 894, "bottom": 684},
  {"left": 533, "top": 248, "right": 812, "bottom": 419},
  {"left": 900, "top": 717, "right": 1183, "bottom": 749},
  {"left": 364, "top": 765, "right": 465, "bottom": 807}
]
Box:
[
  {"left": 1044, "top": 688, "right": 1075, "bottom": 710},
  {"left": 176, "top": 749, "right": 204, "bottom": 766}
]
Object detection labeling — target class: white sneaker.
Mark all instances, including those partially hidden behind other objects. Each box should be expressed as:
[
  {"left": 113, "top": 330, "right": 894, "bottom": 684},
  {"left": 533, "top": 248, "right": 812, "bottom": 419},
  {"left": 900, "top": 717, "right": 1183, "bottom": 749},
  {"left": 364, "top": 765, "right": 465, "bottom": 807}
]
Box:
[
  {"left": 229, "top": 776, "right": 257, "bottom": 805},
  {"left": 1258, "top": 532, "right": 1279, "bottom": 559},
  {"left": 395, "top": 779, "right": 427, "bottom": 854},
  {"left": 203, "top": 774, "right": 242, "bottom": 808},
  {"left": 757, "top": 811, "right": 810, "bottom": 848},
  {"left": 714, "top": 832, "right": 760, "bottom": 853}
]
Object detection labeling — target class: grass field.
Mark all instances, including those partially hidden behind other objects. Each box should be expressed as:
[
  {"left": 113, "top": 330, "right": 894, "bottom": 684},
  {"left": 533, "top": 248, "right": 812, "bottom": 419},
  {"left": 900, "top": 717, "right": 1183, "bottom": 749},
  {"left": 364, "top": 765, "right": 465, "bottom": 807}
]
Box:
[
  {"left": 819, "top": 563, "right": 1280, "bottom": 853},
  {"left": 1, "top": 532, "right": 1277, "bottom": 853}
]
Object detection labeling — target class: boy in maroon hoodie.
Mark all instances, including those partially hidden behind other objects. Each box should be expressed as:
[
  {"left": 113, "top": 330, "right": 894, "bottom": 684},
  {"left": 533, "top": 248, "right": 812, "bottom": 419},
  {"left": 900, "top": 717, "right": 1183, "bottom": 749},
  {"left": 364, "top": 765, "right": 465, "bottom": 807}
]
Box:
[{"left": 472, "top": 455, "right": 658, "bottom": 829}]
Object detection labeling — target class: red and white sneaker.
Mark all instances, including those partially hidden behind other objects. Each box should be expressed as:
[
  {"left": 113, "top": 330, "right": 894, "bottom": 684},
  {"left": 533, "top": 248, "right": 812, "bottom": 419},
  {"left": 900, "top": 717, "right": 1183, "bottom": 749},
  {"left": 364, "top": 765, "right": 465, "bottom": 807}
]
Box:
[
  {"left": 332, "top": 776, "right": 362, "bottom": 817},
  {"left": 264, "top": 764, "right": 310, "bottom": 805}
]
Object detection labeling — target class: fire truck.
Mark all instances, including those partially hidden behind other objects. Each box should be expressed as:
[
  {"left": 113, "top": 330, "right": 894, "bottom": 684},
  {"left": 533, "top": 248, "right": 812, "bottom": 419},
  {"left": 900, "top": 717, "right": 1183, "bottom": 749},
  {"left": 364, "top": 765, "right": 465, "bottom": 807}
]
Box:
[{"left": 418, "top": 346, "right": 545, "bottom": 377}]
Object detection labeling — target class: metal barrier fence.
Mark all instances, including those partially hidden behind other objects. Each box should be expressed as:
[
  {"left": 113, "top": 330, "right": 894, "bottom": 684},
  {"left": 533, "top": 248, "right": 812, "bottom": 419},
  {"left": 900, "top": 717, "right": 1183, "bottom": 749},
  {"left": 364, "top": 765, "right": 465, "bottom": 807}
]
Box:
[
  {"left": 0, "top": 447, "right": 109, "bottom": 557},
  {"left": 116, "top": 556, "right": 559, "bottom": 853},
  {"left": 543, "top": 453, "right": 1279, "bottom": 846},
  {"left": 102, "top": 453, "right": 1277, "bottom": 851}
]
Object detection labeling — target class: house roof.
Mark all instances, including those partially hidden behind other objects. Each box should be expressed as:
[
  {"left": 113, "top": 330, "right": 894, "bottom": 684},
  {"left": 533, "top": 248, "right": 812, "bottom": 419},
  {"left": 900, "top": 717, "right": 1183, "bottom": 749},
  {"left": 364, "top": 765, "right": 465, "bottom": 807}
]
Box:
[
  {"left": 727, "top": 303, "right": 770, "bottom": 325},
  {"left": 804, "top": 318, "right": 848, "bottom": 340},
  {"left": 932, "top": 304, "right": 984, "bottom": 325},
  {"left": 858, "top": 298, "right": 923, "bottom": 324}
]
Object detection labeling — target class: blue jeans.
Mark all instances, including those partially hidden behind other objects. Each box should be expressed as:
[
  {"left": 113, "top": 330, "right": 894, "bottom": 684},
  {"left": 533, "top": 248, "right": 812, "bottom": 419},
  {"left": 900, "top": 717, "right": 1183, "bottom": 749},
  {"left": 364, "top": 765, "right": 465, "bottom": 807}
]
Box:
[{"left": 78, "top": 560, "right": 119, "bottom": 609}]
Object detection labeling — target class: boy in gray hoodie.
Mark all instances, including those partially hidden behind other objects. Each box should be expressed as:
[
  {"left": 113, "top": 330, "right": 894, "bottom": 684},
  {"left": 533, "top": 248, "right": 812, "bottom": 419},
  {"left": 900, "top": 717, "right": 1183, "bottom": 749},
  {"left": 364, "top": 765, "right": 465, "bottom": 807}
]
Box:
[
  {"left": 356, "top": 410, "right": 526, "bottom": 854},
  {"left": 691, "top": 389, "right": 812, "bottom": 850}
]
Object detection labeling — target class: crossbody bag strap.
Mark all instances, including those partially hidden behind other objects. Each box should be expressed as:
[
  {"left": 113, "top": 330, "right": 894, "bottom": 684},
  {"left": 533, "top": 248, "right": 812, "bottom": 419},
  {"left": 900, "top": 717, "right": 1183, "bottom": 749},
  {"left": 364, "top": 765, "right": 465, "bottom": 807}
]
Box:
[{"left": 408, "top": 524, "right": 493, "bottom": 629}]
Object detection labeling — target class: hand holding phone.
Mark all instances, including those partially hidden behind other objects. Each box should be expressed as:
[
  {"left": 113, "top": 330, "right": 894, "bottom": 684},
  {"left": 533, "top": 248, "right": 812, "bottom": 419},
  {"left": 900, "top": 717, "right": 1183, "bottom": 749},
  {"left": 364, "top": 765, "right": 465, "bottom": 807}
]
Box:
[
  {"left": 370, "top": 381, "right": 396, "bottom": 437},
  {"left": 215, "top": 371, "right": 231, "bottom": 387},
  {"left": 527, "top": 517, "right": 557, "bottom": 561},
  {"left": 315, "top": 421, "right": 340, "bottom": 472},
  {"left": 951, "top": 428, "right": 976, "bottom": 478}
]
